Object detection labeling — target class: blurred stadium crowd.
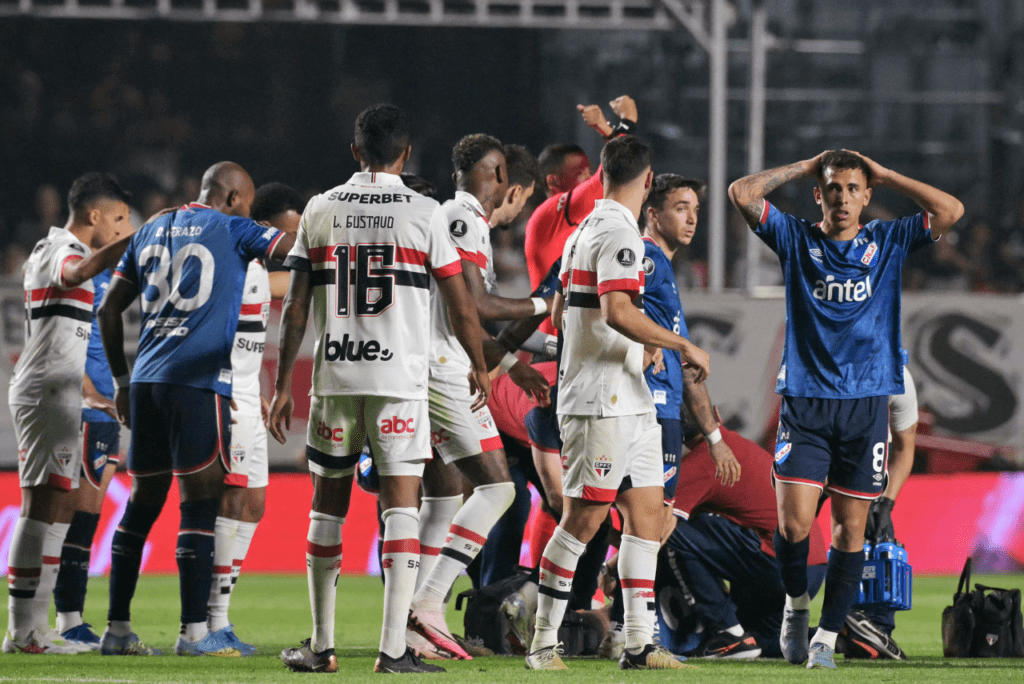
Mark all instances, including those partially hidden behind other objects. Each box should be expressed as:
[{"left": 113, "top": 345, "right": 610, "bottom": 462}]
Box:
[{"left": 5, "top": 19, "right": 1024, "bottom": 293}]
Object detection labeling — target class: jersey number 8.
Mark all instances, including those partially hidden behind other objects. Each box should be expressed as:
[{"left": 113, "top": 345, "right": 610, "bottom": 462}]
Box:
[
  {"left": 333, "top": 243, "right": 395, "bottom": 317},
  {"left": 139, "top": 244, "right": 215, "bottom": 314}
]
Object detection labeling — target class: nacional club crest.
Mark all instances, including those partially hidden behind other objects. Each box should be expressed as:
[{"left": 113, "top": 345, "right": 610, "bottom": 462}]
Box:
[
  {"left": 860, "top": 242, "right": 878, "bottom": 266},
  {"left": 594, "top": 456, "right": 612, "bottom": 478}
]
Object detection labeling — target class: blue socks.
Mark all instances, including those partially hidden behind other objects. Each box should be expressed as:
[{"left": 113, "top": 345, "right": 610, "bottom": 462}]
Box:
[
  {"left": 54, "top": 511, "right": 100, "bottom": 614},
  {"left": 818, "top": 547, "right": 863, "bottom": 632},
  {"left": 176, "top": 498, "right": 219, "bottom": 626},
  {"left": 773, "top": 529, "right": 810, "bottom": 599},
  {"left": 108, "top": 502, "right": 162, "bottom": 622}
]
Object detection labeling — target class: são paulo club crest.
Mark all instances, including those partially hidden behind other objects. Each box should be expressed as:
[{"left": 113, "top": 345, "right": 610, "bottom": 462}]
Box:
[{"left": 594, "top": 456, "right": 612, "bottom": 478}]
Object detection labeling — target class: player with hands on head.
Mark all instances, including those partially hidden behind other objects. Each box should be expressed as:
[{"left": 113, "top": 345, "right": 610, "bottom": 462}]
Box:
[
  {"left": 98, "top": 161, "right": 294, "bottom": 658},
  {"left": 729, "top": 149, "right": 963, "bottom": 670},
  {"left": 526, "top": 135, "right": 709, "bottom": 672},
  {"left": 5, "top": 173, "right": 133, "bottom": 655},
  {"left": 268, "top": 104, "right": 488, "bottom": 674}
]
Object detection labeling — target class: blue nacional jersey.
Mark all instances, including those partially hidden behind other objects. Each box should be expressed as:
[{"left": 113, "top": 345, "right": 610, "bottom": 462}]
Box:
[
  {"left": 113, "top": 203, "right": 283, "bottom": 397},
  {"left": 641, "top": 237, "right": 687, "bottom": 419},
  {"left": 755, "top": 202, "right": 933, "bottom": 399},
  {"left": 82, "top": 269, "right": 116, "bottom": 423}
]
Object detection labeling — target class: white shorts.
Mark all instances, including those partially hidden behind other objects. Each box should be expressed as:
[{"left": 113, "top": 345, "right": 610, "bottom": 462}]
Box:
[
  {"left": 558, "top": 412, "right": 661, "bottom": 502},
  {"left": 428, "top": 371, "right": 503, "bottom": 463},
  {"left": 11, "top": 403, "right": 82, "bottom": 491},
  {"left": 307, "top": 395, "right": 429, "bottom": 478},
  {"left": 226, "top": 410, "right": 269, "bottom": 489}
]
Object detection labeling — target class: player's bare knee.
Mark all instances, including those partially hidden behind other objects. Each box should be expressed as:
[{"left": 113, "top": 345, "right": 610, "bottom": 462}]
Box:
[
  {"left": 241, "top": 487, "right": 267, "bottom": 521},
  {"left": 778, "top": 520, "right": 813, "bottom": 544},
  {"left": 178, "top": 466, "right": 226, "bottom": 502},
  {"left": 219, "top": 486, "right": 247, "bottom": 519},
  {"left": 311, "top": 474, "right": 353, "bottom": 518},
  {"left": 457, "top": 449, "right": 512, "bottom": 488}
]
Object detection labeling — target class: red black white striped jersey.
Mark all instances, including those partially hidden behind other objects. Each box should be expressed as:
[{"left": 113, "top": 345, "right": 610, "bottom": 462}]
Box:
[
  {"left": 9, "top": 226, "right": 94, "bottom": 407},
  {"left": 283, "top": 172, "right": 462, "bottom": 398},
  {"left": 430, "top": 191, "right": 490, "bottom": 374},
  {"left": 230, "top": 259, "right": 270, "bottom": 412},
  {"left": 556, "top": 199, "right": 653, "bottom": 417}
]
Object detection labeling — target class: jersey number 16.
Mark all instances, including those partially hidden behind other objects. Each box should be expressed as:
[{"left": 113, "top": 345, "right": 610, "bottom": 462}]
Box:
[{"left": 333, "top": 243, "right": 395, "bottom": 317}]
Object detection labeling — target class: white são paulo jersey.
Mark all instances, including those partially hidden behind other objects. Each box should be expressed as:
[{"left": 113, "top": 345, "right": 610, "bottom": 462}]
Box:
[
  {"left": 230, "top": 259, "right": 270, "bottom": 414},
  {"left": 283, "top": 172, "right": 462, "bottom": 398},
  {"left": 430, "top": 191, "right": 491, "bottom": 374},
  {"left": 9, "top": 227, "right": 94, "bottom": 407},
  {"left": 557, "top": 199, "right": 653, "bottom": 417}
]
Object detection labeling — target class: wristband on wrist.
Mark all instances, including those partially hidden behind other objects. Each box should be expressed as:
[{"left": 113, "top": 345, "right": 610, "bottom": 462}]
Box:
[
  {"left": 605, "top": 118, "right": 637, "bottom": 139},
  {"left": 706, "top": 427, "right": 722, "bottom": 445},
  {"left": 113, "top": 374, "right": 130, "bottom": 390},
  {"left": 498, "top": 352, "right": 519, "bottom": 372},
  {"left": 530, "top": 297, "right": 547, "bottom": 316}
]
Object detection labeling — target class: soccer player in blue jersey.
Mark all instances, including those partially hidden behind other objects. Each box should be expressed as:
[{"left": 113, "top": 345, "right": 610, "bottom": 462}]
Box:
[
  {"left": 641, "top": 174, "right": 740, "bottom": 500},
  {"left": 728, "top": 150, "right": 963, "bottom": 669},
  {"left": 98, "top": 162, "right": 295, "bottom": 657}
]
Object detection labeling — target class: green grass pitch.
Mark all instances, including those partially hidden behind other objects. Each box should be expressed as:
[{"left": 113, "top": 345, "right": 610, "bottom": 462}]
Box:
[{"left": 2, "top": 573, "right": 1022, "bottom": 682}]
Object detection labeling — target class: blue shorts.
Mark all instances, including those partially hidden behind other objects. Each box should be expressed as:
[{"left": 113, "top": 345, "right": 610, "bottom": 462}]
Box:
[
  {"left": 658, "top": 417, "right": 682, "bottom": 502},
  {"left": 524, "top": 385, "right": 562, "bottom": 454},
  {"left": 773, "top": 396, "right": 888, "bottom": 499},
  {"left": 128, "top": 383, "right": 231, "bottom": 477},
  {"left": 81, "top": 421, "right": 120, "bottom": 489}
]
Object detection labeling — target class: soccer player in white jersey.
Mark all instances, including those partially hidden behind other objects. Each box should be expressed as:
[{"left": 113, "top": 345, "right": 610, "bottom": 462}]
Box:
[
  {"left": 5, "top": 173, "right": 133, "bottom": 654},
  {"left": 729, "top": 150, "right": 963, "bottom": 669},
  {"left": 408, "top": 134, "right": 554, "bottom": 660},
  {"left": 205, "top": 183, "right": 303, "bottom": 654},
  {"left": 268, "top": 104, "right": 490, "bottom": 674},
  {"left": 98, "top": 162, "right": 294, "bottom": 657},
  {"left": 526, "top": 136, "right": 711, "bottom": 671}
]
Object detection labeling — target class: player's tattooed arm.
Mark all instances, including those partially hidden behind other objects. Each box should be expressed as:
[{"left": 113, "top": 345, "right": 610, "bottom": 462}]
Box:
[
  {"left": 728, "top": 152, "right": 828, "bottom": 229},
  {"left": 269, "top": 270, "right": 312, "bottom": 443}
]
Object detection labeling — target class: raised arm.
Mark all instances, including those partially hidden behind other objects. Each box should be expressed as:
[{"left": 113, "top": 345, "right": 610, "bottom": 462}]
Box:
[
  {"left": 600, "top": 290, "right": 709, "bottom": 382},
  {"left": 728, "top": 152, "right": 828, "bottom": 229},
  {"left": 62, "top": 234, "right": 134, "bottom": 289},
  {"left": 846, "top": 150, "right": 964, "bottom": 239},
  {"left": 268, "top": 269, "right": 312, "bottom": 444}
]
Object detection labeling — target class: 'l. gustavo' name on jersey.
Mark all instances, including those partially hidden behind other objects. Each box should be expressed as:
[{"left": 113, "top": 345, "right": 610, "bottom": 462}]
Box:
[
  {"left": 284, "top": 172, "right": 461, "bottom": 399},
  {"left": 754, "top": 201, "right": 934, "bottom": 399},
  {"left": 113, "top": 203, "right": 283, "bottom": 397}
]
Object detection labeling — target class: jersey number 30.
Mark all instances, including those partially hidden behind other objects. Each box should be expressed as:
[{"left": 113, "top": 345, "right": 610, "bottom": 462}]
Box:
[
  {"left": 333, "top": 244, "right": 395, "bottom": 317},
  {"left": 139, "top": 244, "right": 216, "bottom": 314}
]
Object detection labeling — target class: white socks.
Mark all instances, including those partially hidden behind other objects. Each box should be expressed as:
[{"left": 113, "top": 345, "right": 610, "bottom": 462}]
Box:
[
  {"left": 6, "top": 518, "right": 48, "bottom": 639},
  {"left": 415, "top": 495, "right": 462, "bottom": 591},
  {"left": 619, "top": 534, "right": 659, "bottom": 654},
  {"left": 306, "top": 511, "right": 344, "bottom": 653},
  {"left": 811, "top": 627, "right": 839, "bottom": 650},
  {"left": 379, "top": 507, "right": 420, "bottom": 659},
  {"left": 207, "top": 518, "right": 258, "bottom": 632},
  {"left": 414, "top": 482, "right": 514, "bottom": 611},
  {"left": 786, "top": 591, "right": 811, "bottom": 611},
  {"left": 208, "top": 516, "right": 239, "bottom": 632},
  {"left": 531, "top": 526, "right": 586, "bottom": 652}
]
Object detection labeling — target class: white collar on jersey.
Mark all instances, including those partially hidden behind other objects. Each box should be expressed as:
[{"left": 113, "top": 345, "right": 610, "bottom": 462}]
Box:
[
  {"left": 454, "top": 190, "right": 488, "bottom": 221},
  {"left": 349, "top": 171, "right": 405, "bottom": 187},
  {"left": 593, "top": 198, "right": 640, "bottom": 233}
]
